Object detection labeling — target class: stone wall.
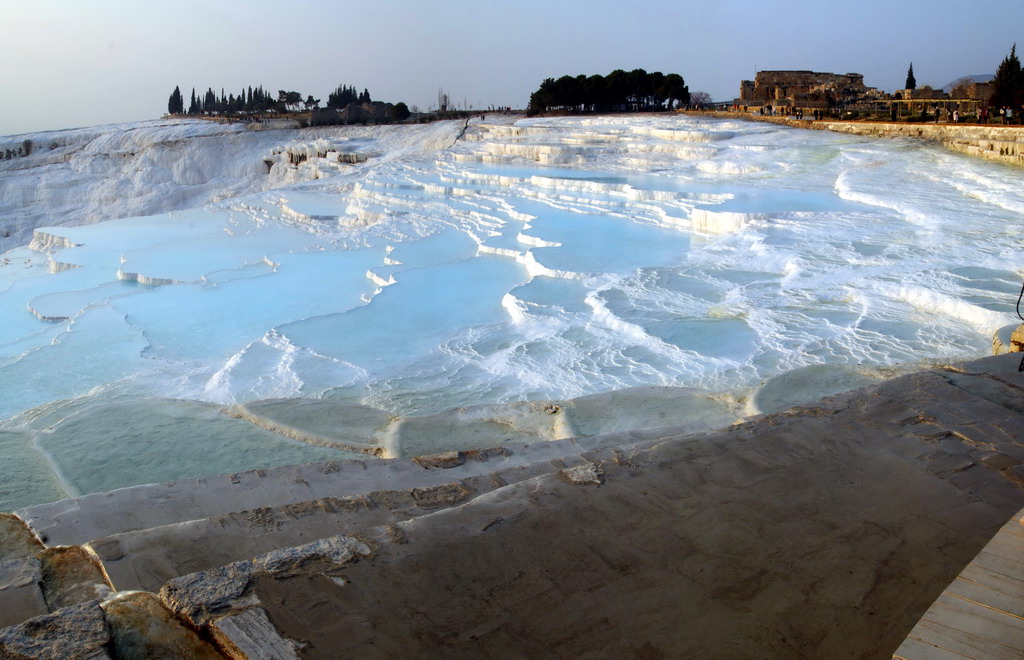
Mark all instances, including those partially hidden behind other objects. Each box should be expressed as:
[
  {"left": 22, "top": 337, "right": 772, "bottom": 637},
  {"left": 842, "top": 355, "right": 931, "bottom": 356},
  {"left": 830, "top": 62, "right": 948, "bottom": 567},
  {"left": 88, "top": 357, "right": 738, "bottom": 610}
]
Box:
[{"left": 808, "top": 119, "right": 1024, "bottom": 166}]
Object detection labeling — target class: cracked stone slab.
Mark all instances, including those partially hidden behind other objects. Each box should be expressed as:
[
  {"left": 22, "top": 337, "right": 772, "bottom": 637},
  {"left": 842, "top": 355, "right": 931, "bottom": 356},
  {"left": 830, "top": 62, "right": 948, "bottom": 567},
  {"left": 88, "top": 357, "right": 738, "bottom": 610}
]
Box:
[
  {"left": 160, "top": 535, "right": 371, "bottom": 628},
  {"left": 160, "top": 561, "right": 257, "bottom": 628},
  {"left": 87, "top": 477, "right": 495, "bottom": 593},
  {"left": 210, "top": 607, "right": 300, "bottom": 660},
  {"left": 0, "top": 600, "right": 111, "bottom": 660},
  {"left": 17, "top": 432, "right": 623, "bottom": 548}
]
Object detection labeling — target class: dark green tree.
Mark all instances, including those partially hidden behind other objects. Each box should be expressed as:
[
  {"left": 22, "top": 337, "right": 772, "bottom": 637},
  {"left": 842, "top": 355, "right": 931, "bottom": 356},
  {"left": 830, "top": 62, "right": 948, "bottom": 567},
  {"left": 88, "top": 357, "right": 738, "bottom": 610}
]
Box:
[
  {"left": 277, "top": 90, "right": 302, "bottom": 112},
  {"left": 167, "top": 86, "right": 184, "bottom": 115},
  {"left": 990, "top": 44, "right": 1023, "bottom": 107},
  {"left": 392, "top": 101, "right": 411, "bottom": 121},
  {"left": 624, "top": 68, "right": 646, "bottom": 108},
  {"left": 188, "top": 88, "right": 198, "bottom": 115},
  {"left": 527, "top": 69, "right": 688, "bottom": 114},
  {"left": 554, "top": 75, "right": 582, "bottom": 111},
  {"left": 528, "top": 78, "right": 557, "bottom": 115},
  {"left": 905, "top": 63, "right": 916, "bottom": 90},
  {"left": 328, "top": 84, "right": 358, "bottom": 108},
  {"left": 647, "top": 71, "right": 666, "bottom": 109},
  {"left": 584, "top": 74, "right": 608, "bottom": 112},
  {"left": 660, "top": 73, "right": 689, "bottom": 109},
  {"left": 606, "top": 69, "right": 629, "bottom": 109}
]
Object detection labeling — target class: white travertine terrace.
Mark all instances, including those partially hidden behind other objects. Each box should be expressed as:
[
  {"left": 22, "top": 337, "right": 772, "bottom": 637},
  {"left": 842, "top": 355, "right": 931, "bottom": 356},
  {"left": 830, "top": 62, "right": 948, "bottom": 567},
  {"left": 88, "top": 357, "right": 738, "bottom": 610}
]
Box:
[{"left": 0, "top": 113, "right": 1022, "bottom": 513}]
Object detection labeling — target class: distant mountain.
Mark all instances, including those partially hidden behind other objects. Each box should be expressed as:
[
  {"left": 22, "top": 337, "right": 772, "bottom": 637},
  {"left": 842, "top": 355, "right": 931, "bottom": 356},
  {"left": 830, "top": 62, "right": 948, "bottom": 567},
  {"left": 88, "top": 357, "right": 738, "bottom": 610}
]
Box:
[{"left": 942, "top": 74, "right": 994, "bottom": 92}]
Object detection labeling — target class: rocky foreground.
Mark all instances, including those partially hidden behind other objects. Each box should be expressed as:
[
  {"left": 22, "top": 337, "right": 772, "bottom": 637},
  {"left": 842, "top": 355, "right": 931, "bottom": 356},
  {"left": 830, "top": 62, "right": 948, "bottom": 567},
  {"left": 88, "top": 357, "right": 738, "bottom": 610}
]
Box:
[{"left": 1, "top": 352, "right": 1023, "bottom": 658}]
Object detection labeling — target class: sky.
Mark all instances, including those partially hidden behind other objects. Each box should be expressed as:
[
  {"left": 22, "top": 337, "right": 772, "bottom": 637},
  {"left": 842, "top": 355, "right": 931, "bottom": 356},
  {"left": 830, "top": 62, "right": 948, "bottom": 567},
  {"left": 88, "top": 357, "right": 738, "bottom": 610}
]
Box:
[{"left": 2, "top": 0, "right": 1023, "bottom": 136}]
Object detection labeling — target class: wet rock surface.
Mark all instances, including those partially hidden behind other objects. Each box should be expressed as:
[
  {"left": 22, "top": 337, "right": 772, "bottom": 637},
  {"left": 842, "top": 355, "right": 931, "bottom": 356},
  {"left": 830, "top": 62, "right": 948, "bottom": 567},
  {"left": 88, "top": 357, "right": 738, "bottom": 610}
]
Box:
[
  {"left": 0, "top": 558, "right": 48, "bottom": 629},
  {"left": 0, "top": 514, "right": 44, "bottom": 562},
  {"left": 102, "top": 591, "right": 225, "bottom": 659},
  {"left": 37, "top": 546, "right": 113, "bottom": 612}
]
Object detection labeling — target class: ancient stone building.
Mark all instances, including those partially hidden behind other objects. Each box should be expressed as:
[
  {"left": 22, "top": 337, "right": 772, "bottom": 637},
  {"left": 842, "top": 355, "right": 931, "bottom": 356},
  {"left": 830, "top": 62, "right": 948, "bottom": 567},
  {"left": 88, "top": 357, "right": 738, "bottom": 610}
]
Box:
[
  {"left": 897, "top": 86, "right": 947, "bottom": 101},
  {"left": 739, "top": 70, "right": 874, "bottom": 108},
  {"left": 967, "top": 81, "right": 994, "bottom": 102}
]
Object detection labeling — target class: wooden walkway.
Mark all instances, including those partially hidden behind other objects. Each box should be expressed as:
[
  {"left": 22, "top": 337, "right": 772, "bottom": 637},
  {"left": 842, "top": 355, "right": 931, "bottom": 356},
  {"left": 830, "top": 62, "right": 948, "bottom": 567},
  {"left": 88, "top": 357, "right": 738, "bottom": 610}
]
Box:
[{"left": 894, "top": 509, "right": 1024, "bottom": 659}]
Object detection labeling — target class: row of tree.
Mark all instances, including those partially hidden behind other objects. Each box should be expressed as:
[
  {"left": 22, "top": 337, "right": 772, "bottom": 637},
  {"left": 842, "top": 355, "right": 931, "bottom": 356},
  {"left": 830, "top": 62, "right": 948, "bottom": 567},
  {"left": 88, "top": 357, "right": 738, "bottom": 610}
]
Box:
[
  {"left": 527, "top": 69, "right": 689, "bottom": 115},
  {"left": 168, "top": 85, "right": 292, "bottom": 115},
  {"left": 326, "top": 84, "right": 372, "bottom": 109},
  {"left": 167, "top": 83, "right": 380, "bottom": 117}
]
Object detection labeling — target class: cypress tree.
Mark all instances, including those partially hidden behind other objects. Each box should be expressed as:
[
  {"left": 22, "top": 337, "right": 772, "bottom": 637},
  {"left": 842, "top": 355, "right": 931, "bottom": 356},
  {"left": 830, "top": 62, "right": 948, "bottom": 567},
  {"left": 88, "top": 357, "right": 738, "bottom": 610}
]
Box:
[
  {"left": 167, "top": 86, "right": 184, "bottom": 115},
  {"left": 905, "top": 63, "right": 916, "bottom": 90},
  {"left": 328, "top": 84, "right": 360, "bottom": 109},
  {"left": 990, "top": 44, "right": 1023, "bottom": 108}
]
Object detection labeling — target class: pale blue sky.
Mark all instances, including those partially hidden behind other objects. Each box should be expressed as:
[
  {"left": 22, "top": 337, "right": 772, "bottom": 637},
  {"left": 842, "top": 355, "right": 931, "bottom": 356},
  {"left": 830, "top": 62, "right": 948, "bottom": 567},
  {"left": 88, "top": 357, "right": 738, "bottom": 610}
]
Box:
[{"left": 2, "top": 0, "right": 1022, "bottom": 135}]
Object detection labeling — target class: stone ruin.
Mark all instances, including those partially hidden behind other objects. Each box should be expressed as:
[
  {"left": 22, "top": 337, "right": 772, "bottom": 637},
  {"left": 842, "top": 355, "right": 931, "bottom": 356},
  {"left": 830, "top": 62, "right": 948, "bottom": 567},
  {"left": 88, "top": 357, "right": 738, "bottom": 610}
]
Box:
[{"left": 740, "top": 70, "right": 876, "bottom": 108}]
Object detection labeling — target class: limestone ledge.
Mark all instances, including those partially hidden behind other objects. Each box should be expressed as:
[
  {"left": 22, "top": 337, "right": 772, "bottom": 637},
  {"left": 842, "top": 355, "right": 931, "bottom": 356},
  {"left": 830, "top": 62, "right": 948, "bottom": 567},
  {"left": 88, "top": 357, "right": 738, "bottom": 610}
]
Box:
[
  {"left": 28, "top": 229, "right": 79, "bottom": 253},
  {"left": 690, "top": 111, "right": 1024, "bottom": 166},
  {"left": 993, "top": 323, "right": 1024, "bottom": 355}
]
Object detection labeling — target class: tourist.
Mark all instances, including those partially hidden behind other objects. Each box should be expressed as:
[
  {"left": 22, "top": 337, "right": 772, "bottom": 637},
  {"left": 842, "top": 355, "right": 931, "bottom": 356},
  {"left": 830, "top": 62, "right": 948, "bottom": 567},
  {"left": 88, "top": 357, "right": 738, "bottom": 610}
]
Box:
[
  {"left": 952, "top": 109, "right": 959, "bottom": 124},
  {"left": 1007, "top": 106, "right": 1014, "bottom": 124}
]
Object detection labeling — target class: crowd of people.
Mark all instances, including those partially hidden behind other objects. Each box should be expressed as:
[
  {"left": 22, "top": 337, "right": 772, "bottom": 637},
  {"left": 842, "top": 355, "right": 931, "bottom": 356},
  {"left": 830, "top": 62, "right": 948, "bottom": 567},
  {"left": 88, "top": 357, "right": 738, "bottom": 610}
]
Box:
[{"left": 927, "top": 104, "right": 1023, "bottom": 124}]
